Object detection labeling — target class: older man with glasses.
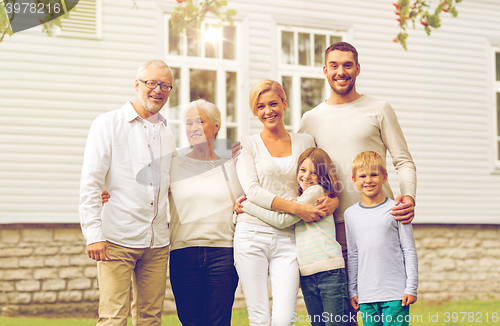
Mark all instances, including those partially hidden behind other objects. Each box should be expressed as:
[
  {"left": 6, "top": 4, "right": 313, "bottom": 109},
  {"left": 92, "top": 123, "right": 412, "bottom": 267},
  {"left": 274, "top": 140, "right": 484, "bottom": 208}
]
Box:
[{"left": 80, "top": 59, "right": 176, "bottom": 325}]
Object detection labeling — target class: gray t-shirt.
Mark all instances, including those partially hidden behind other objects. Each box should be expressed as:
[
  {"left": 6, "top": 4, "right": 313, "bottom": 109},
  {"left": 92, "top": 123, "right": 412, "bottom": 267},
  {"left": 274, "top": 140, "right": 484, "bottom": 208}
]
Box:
[{"left": 345, "top": 197, "right": 418, "bottom": 303}]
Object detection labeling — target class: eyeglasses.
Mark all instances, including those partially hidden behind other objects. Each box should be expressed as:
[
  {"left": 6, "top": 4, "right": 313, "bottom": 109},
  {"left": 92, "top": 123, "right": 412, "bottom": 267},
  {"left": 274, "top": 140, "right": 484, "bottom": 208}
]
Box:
[{"left": 139, "top": 79, "right": 173, "bottom": 92}]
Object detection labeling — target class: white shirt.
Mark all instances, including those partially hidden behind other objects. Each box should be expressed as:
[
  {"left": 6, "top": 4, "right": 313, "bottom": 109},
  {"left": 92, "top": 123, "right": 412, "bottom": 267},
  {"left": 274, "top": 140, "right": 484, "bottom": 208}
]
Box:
[
  {"left": 79, "top": 102, "right": 176, "bottom": 248},
  {"left": 142, "top": 117, "right": 162, "bottom": 218},
  {"left": 272, "top": 155, "right": 292, "bottom": 172}
]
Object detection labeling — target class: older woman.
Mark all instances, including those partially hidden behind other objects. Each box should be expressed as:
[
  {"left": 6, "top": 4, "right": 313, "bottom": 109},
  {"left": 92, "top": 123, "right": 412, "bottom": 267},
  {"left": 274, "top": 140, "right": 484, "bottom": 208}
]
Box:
[
  {"left": 168, "top": 99, "right": 240, "bottom": 326},
  {"left": 102, "top": 99, "right": 240, "bottom": 326},
  {"left": 234, "top": 80, "right": 338, "bottom": 326}
]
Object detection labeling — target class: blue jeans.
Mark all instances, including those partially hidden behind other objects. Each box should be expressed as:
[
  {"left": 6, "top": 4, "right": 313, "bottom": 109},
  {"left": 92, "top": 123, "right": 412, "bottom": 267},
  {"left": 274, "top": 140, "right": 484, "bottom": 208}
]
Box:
[
  {"left": 170, "top": 247, "right": 239, "bottom": 326},
  {"left": 300, "top": 268, "right": 350, "bottom": 326}
]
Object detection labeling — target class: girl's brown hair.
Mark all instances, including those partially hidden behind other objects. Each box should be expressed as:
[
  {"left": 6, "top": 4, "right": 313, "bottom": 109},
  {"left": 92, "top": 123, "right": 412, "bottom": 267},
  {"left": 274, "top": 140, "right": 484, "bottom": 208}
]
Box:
[{"left": 297, "top": 147, "right": 338, "bottom": 198}]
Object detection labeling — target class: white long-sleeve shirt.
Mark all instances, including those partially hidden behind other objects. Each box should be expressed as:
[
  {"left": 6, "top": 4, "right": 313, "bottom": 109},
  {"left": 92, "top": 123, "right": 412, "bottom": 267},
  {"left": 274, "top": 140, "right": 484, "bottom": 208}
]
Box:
[
  {"left": 79, "top": 102, "right": 176, "bottom": 248},
  {"left": 345, "top": 198, "right": 418, "bottom": 303},
  {"left": 236, "top": 132, "right": 315, "bottom": 233}
]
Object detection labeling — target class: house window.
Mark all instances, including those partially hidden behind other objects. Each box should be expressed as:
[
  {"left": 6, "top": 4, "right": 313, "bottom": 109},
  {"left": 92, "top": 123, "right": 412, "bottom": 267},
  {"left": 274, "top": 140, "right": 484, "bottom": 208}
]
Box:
[
  {"left": 495, "top": 48, "right": 500, "bottom": 167},
  {"left": 60, "top": 0, "right": 101, "bottom": 39},
  {"left": 164, "top": 16, "right": 241, "bottom": 148},
  {"left": 279, "top": 26, "right": 344, "bottom": 131}
]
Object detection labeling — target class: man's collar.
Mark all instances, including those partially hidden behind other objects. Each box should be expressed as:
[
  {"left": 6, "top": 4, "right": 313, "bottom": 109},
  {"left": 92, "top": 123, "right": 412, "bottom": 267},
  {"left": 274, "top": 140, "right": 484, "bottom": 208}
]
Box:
[
  {"left": 124, "top": 101, "right": 140, "bottom": 122},
  {"left": 123, "top": 101, "right": 167, "bottom": 126},
  {"left": 147, "top": 112, "right": 167, "bottom": 126}
]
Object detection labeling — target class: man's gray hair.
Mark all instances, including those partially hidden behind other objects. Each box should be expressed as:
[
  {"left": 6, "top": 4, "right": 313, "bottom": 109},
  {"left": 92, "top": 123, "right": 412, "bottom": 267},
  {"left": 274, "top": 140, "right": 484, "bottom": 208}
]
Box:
[{"left": 135, "top": 60, "right": 173, "bottom": 80}]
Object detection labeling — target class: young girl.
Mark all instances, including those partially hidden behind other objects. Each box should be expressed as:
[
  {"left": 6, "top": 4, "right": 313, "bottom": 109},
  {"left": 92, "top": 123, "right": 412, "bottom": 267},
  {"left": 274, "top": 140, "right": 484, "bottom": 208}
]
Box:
[{"left": 240, "top": 147, "right": 349, "bottom": 326}]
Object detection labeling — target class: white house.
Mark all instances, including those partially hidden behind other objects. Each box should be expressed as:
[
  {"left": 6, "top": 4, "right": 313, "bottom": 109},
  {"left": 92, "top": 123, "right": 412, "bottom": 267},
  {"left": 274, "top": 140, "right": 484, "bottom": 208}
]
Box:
[{"left": 0, "top": 0, "right": 499, "bottom": 314}]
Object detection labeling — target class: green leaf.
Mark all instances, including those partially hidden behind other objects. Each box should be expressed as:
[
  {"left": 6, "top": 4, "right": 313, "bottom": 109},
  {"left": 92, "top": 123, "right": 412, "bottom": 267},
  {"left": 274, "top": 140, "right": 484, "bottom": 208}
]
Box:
[
  {"left": 226, "top": 9, "right": 237, "bottom": 17},
  {"left": 397, "top": 32, "right": 408, "bottom": 50},
  {"left": 429, "top": 13, "right": 441, "bottom": 28},
  {"left": 0, "top": 2, "right": 10, "bottom": 27},
  {"left": 0, "top": 2, "right": 13, "bottom": 41},
  {"left": 168, "top": 0, "right": 237, "bottom": 41}
]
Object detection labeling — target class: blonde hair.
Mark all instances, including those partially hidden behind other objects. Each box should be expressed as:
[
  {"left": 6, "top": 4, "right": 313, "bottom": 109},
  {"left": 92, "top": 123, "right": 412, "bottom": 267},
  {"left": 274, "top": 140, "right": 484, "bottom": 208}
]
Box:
[
  {"left": 297, "top": 148, "right": 338, "bottom": 198},
  {"left": 183, "top": 99, "right": 221, "bottom": 138},
  {"left": 352, "top": 151, "right": 387, "bottom": 176},
  {"left": 249, "top": 80, "right": 287, "bottom": 116}
]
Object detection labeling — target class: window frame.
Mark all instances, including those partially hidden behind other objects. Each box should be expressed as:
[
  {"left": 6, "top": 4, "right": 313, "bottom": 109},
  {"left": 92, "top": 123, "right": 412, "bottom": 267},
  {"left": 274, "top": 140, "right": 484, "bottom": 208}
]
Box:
[
  {"left": 493, "top": 46, "right": 500, "bottom": 170},
  {"left": 163, "top": 15, "right": 242, "bottom": 149},
  {"left": 278, "top": 25, "right": 345, "bottom": 132}
]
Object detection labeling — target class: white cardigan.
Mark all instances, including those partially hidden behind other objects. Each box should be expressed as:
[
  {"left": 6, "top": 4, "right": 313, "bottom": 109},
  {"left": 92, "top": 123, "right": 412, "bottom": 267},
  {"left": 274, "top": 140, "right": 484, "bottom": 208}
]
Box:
[{"left": 236, "top": 132, "right": 315, "bottom": 232}]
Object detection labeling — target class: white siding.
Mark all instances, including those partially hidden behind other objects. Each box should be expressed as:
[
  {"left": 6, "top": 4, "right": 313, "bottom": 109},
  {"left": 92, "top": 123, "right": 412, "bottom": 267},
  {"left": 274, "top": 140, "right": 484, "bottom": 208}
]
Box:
[
  {"left": 0, "top": 0, "right": 499, "bottom": 224},
  {"left": 0, "top": 0, "right": 169, "bottom": 223}
]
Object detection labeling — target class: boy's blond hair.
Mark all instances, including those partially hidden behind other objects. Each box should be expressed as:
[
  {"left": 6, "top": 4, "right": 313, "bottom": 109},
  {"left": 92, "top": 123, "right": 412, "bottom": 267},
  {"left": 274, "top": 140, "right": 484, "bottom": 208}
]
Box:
[{"left": 352, "top": 151, "right": 387, "bottom": 176}]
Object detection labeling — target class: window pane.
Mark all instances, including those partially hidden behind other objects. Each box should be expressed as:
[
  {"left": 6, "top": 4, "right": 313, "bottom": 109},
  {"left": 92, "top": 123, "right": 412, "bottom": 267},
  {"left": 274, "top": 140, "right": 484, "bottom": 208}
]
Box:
[
  {"left": 496, "top": 52, "right": 500, "bottom": 81},
  {"left": 281, "top": 31, "right": 294, "bottom": 65},
  {"left": 167, "top": 67, "right": 181, "bottom": 120},
  {"left": 205, "top": 24, "right": 219, "bottom": 59},
  {"left": 223, "top": 26, "right": 236, "bottom": 60},
  {"left": 301, "top": 78, "right": 324, "bottom": 116},
  {"left": 298, "top": 33, "right": 310, "bottom": 66},
  {"left": 168, "top": 20, "right": 182, "bottom": 56},
  {"left": 190, "top": 69, "right": 217, "bottom": 103},
  {"left": 330, "top": 35, "right": 342, "bottom": 46},
  {"left": 314, "top": 34, "right": 326, "bottom": 67},
  {"left": 188, "top": 34, "right": 201, "bottom": 57},
  {"left": 226, "top": 72, "right": 237, "bottom": 123},
  {"left": 227, "top": 127, "right": 237, "bottom": 141},
  {"left": 282, "top": 76, "right": 292, "bottom": 126}
]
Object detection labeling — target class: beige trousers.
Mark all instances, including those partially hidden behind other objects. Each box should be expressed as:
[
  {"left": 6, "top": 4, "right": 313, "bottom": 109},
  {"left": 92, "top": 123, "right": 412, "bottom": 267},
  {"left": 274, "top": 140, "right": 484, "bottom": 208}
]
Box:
[{"left": 96, "top": 241, "right": 169, "bottom": 326}]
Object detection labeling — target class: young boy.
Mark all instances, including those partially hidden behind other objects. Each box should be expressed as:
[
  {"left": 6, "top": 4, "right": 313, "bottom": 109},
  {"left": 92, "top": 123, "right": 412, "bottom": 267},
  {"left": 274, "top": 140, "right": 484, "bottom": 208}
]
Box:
[{"left": 345, "top": 151, "right": 418, "bottom": 326}]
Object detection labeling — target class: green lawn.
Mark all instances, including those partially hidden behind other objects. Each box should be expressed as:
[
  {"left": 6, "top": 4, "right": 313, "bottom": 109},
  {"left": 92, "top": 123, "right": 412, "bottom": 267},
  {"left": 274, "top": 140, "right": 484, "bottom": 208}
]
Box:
[{"left": 1, "top": 300, "right": 499, "bottom": 325}]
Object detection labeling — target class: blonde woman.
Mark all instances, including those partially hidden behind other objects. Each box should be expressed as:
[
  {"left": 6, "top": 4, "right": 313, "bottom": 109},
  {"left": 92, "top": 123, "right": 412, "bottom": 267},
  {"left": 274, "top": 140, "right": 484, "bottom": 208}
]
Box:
[{"left": 234, "top": 80, "right": 338, "bottom": 326}]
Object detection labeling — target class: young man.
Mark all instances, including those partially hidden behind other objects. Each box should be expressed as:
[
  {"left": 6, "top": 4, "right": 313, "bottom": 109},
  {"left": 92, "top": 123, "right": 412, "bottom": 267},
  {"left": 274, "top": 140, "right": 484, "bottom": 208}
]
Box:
[
  {"left": 298, "top": 41, "right": 417, "bottom": 325},
  {"left": 345, "top": 151, "right": 417, "bottom": 326},
  {"left": 79, "top": 60, "right": 176, "bottom": 325},
  {"left": 299, "top": 42, "right": 416, "bottom": 226}
]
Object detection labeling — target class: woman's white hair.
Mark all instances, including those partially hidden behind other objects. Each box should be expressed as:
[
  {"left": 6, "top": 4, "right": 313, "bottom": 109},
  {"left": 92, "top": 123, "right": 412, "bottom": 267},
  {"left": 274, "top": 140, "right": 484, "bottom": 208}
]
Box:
[
  {"left": 136, "top": 60, "right": 172, "bottom": 79},
  {"left": 184, "top": 99, "right": 222, "bottom": 138}
]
